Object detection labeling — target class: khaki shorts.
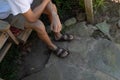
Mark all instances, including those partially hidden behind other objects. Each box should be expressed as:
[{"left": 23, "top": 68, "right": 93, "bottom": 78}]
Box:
[{"left": 1, "top": 0, "right": 42, "bottom": 30}]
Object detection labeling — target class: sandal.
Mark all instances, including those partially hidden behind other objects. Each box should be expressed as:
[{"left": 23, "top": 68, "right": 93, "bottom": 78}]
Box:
[
  {"left": 51, "top": 47, "right": 70, "bottom": 58},
  {"left": 55, "top": 34, "right": 74, "bottom": 41}
]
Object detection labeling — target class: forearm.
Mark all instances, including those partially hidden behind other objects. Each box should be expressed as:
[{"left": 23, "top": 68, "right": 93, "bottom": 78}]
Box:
[{"left": 33, "top": 1, "right": 49, "bottom": 19}]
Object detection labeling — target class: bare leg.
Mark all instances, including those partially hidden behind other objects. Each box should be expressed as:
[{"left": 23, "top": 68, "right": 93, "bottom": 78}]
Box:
[
  {"left": 24, "top": 20, "right": 70, "bottom": 58},
  {"left": 25, "top": 20, "right": 57, "bottom": 50},
  {"left": 43, "top": 2, "right": 63, "bottom": 39},
  {"left": 43, "top": 2, "right": 73, "bottom": 40}
]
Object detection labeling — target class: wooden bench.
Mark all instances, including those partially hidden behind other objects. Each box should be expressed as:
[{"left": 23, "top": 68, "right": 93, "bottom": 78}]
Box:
[
  {"left": 0, "top": 20, "right": 33, "bottom": 80},
  {"left": 0, "top": 20, "right": 32, "bottom": 63}
]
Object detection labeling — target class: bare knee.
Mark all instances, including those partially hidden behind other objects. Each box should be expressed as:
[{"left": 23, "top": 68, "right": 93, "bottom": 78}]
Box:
[
  {"left": 31, "top": 20, "right": 46, "bottom": 34},
  {"left": 52, "top": 4, "right": 57, "bottom": 12}
]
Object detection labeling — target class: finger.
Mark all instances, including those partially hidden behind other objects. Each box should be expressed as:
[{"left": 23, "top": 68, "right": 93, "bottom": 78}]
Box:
[
  {"left": 55, "top": 25, "right": 58, "bottom": 32},
  {"left": 51, "top": 24, "right": 53, "bottom": 31},
  {"left": 58, "top": 25, "right": 61, "bottom": 32},
  {"left": 56, "top": 25, "right": 60, "bottom": 32},
  {"left": 52, "top": 24, "right": 57, "bottom": 33},
  {"left": 57, "top": 23, "right": 61, "bottom": 32},
  {"left": 60, "top": 24, "right": 62, "bottom": 31},
  {"left": 57, "top": 25, "right": 59, "bottom": 32}
]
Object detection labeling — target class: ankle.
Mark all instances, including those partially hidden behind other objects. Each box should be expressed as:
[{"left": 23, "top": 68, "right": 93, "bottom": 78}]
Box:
[
  {"left": 54, "top": 33, "right": 62, "bottom": 40},
  {"left": 48, "top": 45, "right": 57, "bottom": 51}
]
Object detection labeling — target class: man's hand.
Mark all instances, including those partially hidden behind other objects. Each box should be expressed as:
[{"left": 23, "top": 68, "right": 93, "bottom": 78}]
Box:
[
  {"left": 51, "top": 13, "right": 62, "bottom": 33},
  {"left": 111, "top": 0, "right": 120, "bottom": 3}
]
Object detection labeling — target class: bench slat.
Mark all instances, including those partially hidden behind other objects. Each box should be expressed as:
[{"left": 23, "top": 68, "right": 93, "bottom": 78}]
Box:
[
  {"left": 0, "top": 32, "right": 9, "bottom": 49},
  {"left": 17, "top": 29, "right": 32, "bottom": 43},
  {"left": 0, "top": 20, "right": 10, "bottom": 31},
  {"left": 0, "top": 41, "right": 12, "bottom": 62}
]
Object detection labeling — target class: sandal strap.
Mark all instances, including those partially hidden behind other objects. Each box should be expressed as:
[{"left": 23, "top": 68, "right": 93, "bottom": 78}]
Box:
[
  {"left": 53, "top": 47, "right": 69, "bottom": 58},
  {"left": 55, "top": 48, "right": 63, "bottom": 55},
  {"left": 58, "top": 49, "right": 69, "bottom": 57}
]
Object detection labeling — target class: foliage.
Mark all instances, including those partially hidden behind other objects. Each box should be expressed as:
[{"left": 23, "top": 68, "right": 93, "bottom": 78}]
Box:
[
  {"left": 54, "top": 0, "right": 106, "bottom": 16},
  {"left": 53, "top": 0, "right": 81, "bottom": 21},
  {"left": 79, "top": 0, "right": 85, "bottom": 9},
  {"left": 79, "top": 0, "right": 106, "bottom": 12},
  {"left": 93, "top": 0, "right": 106, "bottom": 12},
  {"left": 53, "top": 0, "right": 73, "bottom": 16}
]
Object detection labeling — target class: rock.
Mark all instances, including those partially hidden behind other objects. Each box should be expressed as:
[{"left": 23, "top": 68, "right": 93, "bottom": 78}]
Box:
[
  {"left": 76, "top": 13, "right": 86, "bottom": 22},
  {"left": 115, "top": 44, "right": 120, "bottom": 50},
  {"left": 22, "top": 39, "right": 120, "bottom": 80},
  {"left": 94, "top": 71, "right": 116, "bottom": 80},
  {"left": 96, "top": 21, "right": 110, "bottom": 35},
  {"left": 108, "top": 17, "right": 119, "bottom": 23},
  {"left": 95, "top": 21, "right": 113, "bottom": 41},
  {"left": 118, "top": 20, "right": 120, "bottom": 28},
  {"left": 114, "top": 30, "right": 120, "bottom": 44},
  {"left": 87, "top": 24, "right": 97, "bottom": 30},
  {"left": 118, "top": 7, "right": 120, "bottom": 16},
  {"left": 109, "top": 24, "right": 118, "bottom": 37},
  {"left": 64, "top": 17, "right": 77, "bottom": 27},
  {"left": 22, "top": 22, "right": 120, "bottom": 80},
  {"left": 66, "top": 22, "right": 94, "bottom": 38},
  {"left": 87, "top": 24, "right": 98, "bottom": 35},
  {"left": 90, "top": 39, "right": 120, "bottom": 79},
  {"left": 103, "top": 15, "right": 110, "bottom": 22}
]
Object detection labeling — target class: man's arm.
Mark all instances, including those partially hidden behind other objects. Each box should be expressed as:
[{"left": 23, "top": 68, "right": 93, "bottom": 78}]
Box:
[{"left": 23, "top": 0, "right": 50, "bottom": 23}]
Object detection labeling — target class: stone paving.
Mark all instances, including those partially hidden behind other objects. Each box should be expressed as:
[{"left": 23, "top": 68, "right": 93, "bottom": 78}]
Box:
[{"left": 22, "top": 22, "right": 120, "bottom": 80}]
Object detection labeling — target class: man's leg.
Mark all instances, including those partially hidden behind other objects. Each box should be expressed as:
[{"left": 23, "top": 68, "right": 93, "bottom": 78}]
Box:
[
  {"left": 24, "top": 20, "right": 69, "bottom": 58},
  {"left": 43, "top": 2, "right": 73, "bottom": 40},
  {"left": 25, "top": 20, "right": 57, "bottom": 50}
]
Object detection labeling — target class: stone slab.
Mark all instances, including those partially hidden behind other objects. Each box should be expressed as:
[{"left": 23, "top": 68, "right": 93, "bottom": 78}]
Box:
[{"left": 22, "top": 38, "right": 119, "bottom": 80}]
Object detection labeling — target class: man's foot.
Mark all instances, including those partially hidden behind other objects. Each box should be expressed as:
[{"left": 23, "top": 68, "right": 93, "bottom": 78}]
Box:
[
  {"left": 50, "top": 47, "right": 70, "bottom": 58},
  {"left": 54, "top": 34, "right": 74, "bottom": 41}
]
